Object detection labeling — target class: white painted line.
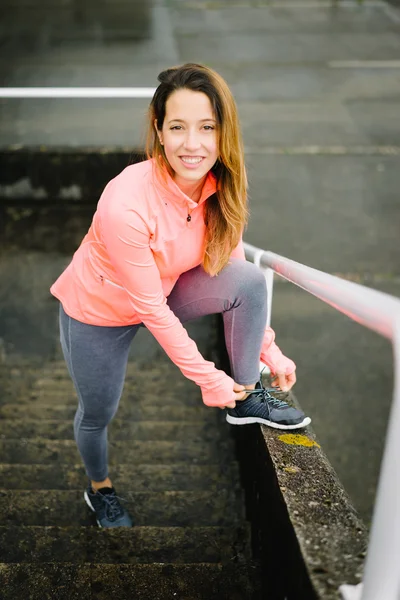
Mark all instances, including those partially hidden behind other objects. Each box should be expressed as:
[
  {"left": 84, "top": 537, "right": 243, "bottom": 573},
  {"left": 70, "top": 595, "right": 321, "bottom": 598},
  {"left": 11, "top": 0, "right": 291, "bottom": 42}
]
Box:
[
  {"left": 0, "top": 87, "right": 156, "bottom": 98},
  {"left": 383, "top": 4, "right": 400, "bottom": 23},
  {"left": 268, "top": 0, "right": 385, "bottom": 5},
  {"left": 187, "top": 0, "right": 386, "bottom": 7},
  {"left": 329, "top": 60, "right": 400, "bottom": 68}
]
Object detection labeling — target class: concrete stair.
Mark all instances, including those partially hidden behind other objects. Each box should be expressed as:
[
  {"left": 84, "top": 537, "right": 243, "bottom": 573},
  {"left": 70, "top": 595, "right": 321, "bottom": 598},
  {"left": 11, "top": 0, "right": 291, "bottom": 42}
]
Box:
[
  {"left": 0, "top": 563, "right": 259, "bottom": 600},
  {"left": 0, "top": 357, "right": 262, "bottom": 599}
]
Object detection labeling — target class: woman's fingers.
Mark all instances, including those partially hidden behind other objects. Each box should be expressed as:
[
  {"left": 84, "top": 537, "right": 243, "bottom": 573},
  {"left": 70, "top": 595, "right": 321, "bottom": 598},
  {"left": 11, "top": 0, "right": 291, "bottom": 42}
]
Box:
[
  {"left": 271, "top": 372, "right": 287, "bottom": 391},
  {"left": 271, "top": 370, "right": 297, "bottom": 392},
  {"left": 233, "top": 382, "right": 245, "bottom": 393},
  {"left": 219, "top": 383, "right": 246, "bottom": 409},
  {"left": 233, "top": 382, "right": 246, "bottom": 402}
]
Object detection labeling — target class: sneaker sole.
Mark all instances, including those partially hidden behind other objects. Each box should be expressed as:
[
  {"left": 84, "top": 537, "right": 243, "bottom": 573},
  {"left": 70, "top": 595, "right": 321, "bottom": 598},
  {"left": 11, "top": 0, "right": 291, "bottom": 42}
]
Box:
[
  {"left": 226, "top": 414, "right": 311, "bottom": 430},
  {"left": 84, "top": 490, "right": 102, "bottom": 528}
]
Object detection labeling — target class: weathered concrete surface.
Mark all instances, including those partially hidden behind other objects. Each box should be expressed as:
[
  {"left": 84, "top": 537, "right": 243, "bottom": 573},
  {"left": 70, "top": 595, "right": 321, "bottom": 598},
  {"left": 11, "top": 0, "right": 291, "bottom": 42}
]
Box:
[
  {"left": 0, "top": 418, "right": 231, "bottom": 440},
  {"left": 0, "top": 525, "right": 251, "bottom": 564},
  {"left": 0, "top": 327, "right": 262, "bottom": 597},
  {"left": 0, "top": 149, "right": 143, "bottom": 204},
  {"left": 0, "top": 401, "right": 219, "bottom": 421},
  {"left": 0, "top": 462, "right": 241, "bottom": 492},
  {"left": 0, "top": 489, "right": 245, "bottom": 527},
  {"left": 246, "top": 153, "right": 400, "bottom": 274},
  {"left": 0, "top": 438, "right": 236, "bottom": 465},
  {"left": 260, "top": 420, "right": 367, "bottom": 598},
  {"left": 0, "top": 562, "right": 260, "bottom": 600}
]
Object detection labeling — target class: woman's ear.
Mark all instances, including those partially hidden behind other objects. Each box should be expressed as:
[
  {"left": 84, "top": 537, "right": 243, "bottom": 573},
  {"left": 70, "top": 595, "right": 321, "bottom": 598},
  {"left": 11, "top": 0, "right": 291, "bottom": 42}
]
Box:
[{"left": 154, "top": 119, "right": 163, "bottom": 145}]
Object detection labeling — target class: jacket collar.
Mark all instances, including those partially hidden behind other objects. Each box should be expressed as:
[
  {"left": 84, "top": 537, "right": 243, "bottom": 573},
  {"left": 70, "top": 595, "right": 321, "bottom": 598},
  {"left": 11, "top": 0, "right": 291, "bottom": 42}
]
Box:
[{"left": 151, "top": 158, "right": 217, "bottom": 209}]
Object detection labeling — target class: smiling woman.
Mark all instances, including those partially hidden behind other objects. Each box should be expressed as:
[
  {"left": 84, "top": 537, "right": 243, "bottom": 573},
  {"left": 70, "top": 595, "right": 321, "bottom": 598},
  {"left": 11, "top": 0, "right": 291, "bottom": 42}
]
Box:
[
  {"left": 147, "top": 63, "right": 248, "bottom": 276},
  {"left": 49, "top": 62, "right": 309, "bottom": 529}
]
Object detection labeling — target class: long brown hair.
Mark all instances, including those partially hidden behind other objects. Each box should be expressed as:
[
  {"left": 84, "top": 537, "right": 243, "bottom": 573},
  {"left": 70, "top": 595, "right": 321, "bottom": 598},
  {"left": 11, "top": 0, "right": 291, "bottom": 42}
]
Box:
[{"left": 146, "top": 63, "right": 248, "bottom": 276}]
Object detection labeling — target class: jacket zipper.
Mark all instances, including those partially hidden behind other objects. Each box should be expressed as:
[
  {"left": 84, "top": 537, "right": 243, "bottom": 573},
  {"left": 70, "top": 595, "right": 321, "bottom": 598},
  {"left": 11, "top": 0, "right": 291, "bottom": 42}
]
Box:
[
  {"left": 187, "top": 206, "right": 195, "bottom": 226},
  {"left": 100, "top": 275, "right": 124, "bottom": 290}
]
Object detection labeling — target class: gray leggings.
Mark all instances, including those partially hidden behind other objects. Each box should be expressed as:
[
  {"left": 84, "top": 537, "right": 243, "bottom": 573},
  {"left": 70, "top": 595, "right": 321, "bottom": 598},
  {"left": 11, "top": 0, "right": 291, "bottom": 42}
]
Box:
[{"left": 59, "top": 258, "right": 267, "bottom": 481}]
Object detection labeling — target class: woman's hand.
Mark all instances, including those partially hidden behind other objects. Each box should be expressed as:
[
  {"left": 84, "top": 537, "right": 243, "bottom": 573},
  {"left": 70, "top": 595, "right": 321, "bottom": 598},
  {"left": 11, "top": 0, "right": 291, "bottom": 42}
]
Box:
[
  {"left": 223, "top": 381, "right": 247, "bottom": 409},
  {"left": 271, "top": 369, "right": 296, "bottom": 392}
]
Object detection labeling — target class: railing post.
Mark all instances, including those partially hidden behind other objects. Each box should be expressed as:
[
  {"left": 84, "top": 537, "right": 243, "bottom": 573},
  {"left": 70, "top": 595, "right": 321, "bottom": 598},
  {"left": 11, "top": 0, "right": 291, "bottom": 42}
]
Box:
[
  {"left": 340, "top": 318, "right": 400, "bottom": 600},
  {"left": 252, "top": 250, "right": 274, "bottom": 373},
  {"left": 264, "top": 267, "right": 274, "bottom": 329},
  {"left": 252, "top": 250, "right": 274, "bottom": 328}
]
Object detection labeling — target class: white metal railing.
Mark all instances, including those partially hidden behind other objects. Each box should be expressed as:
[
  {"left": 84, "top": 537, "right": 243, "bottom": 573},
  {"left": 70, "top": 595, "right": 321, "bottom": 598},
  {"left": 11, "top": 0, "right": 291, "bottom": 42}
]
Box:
[
  {"left": 244, "top": 242, "right": 400, "bottom": 600},
  {"left": 0, "top": 87, "right": 157, "bottom": 98}
]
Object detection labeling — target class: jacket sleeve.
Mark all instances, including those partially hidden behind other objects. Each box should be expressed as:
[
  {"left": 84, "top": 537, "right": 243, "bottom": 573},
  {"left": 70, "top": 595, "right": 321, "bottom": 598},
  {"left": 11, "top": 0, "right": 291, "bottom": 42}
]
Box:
[
  {"left": 100, "top": 195, "right": 236, "bottom": 408},
  {"left": 230, "top": 238, "right": 296, "bottom": 376}
]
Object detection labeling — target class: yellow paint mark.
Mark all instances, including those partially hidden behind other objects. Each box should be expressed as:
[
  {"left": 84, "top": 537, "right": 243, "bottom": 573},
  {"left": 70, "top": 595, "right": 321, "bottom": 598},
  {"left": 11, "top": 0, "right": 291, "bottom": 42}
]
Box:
[
  {"left": 283, "top": 466, "right": 300, "bottom": 474},
  {"left": 278, "top": 434, "right": 320, "bottom": 448}
]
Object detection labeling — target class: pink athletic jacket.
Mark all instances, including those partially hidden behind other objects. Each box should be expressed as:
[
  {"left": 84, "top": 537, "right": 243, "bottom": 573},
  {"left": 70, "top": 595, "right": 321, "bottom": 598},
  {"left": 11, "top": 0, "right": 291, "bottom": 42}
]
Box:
[{"left": 50, "top": 158, "right": 295, "bottom": 407}]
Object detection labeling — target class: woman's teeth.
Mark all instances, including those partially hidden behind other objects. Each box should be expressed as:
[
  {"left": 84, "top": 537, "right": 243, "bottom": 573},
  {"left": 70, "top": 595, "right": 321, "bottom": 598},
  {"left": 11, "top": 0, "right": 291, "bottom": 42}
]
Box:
[{"left": 181, "top": 157, "right": 203, "bottom": 164}]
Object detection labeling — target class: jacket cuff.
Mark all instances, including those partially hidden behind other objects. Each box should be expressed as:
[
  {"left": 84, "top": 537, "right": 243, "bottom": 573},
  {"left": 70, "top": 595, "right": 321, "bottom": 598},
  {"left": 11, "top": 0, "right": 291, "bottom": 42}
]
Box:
[
  {"left": 260, "top": 327, "right": 296, "bottom": 375},
  {"left": 201, "top": 374, "right": 236, "bottom": 407}
]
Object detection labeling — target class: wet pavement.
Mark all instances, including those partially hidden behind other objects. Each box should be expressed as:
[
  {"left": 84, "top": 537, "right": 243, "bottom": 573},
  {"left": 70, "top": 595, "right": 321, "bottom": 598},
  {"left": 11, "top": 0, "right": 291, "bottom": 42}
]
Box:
[{"left": 1, "top": 0, "right": 400, "bottom": 523}]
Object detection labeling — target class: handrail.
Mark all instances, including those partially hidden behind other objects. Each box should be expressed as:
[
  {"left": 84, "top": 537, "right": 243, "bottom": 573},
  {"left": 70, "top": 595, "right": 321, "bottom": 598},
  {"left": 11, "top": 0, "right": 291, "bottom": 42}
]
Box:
[{"left": 244, "top": 243, "right": 400, "bottom": 600}]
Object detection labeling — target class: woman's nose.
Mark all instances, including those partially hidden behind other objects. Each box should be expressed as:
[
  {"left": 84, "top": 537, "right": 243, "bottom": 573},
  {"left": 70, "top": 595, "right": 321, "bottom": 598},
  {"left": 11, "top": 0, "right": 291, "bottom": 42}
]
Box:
[{"left": 183, "top": 131, "right": 201, "bottom": 151}]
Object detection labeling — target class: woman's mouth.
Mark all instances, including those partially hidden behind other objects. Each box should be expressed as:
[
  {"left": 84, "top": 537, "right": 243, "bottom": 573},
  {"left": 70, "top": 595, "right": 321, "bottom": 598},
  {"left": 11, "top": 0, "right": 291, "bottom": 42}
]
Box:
[{"left": 179, "top": 156, "right": 205, "bottom": 168}]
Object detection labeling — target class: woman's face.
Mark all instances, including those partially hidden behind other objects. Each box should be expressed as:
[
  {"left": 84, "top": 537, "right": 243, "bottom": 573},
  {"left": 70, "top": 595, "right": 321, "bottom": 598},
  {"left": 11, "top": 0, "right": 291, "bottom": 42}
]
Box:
[{"left": 156, "top": 88, "right": 218, "bottom": 187}]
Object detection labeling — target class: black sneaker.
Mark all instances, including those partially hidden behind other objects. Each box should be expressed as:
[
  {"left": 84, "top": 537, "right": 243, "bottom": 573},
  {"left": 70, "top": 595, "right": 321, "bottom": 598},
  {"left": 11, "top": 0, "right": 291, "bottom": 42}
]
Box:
[
  {"left": 226, "top": 380, "right": 311, "bottom": 430},
  {"left": 84, "top": 484, "right": 134, "bottom": 528}
]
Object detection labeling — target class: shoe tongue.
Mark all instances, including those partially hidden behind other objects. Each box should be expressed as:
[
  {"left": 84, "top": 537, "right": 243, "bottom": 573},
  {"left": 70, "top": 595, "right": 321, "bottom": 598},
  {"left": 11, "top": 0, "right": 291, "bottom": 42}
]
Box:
[
  {"left": 97, "top": 487, "right": 115, "bottom": 496},
  {"left": 255, "top": 380, "right": 263, "bottom": 390}
]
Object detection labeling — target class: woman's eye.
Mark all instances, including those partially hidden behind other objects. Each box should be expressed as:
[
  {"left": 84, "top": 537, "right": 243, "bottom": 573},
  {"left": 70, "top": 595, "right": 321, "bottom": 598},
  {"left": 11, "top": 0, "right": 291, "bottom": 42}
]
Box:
[{"left": 170, "top": 125, "right": 215, "bottom": 131}]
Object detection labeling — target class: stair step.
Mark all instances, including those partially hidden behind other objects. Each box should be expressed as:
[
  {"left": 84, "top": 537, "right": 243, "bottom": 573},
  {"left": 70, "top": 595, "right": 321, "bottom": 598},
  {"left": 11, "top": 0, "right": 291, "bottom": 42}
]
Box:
[
  {"left": 0, "top": 439, "right": 234, "bottom": 465},
  {"left": 0, "top": 525, "right": 251, "bottom": 564},
  {"left": 0, "top": 419, "right": 230, "bottom": 441},
  {"left": 0, "top": 562, "right": 261, "bottom": 600},
  {"left": 28, "top": 360, "right": 192, "bottom": 380},
  {"left": 30, "top": 377, "right": 196, "bottom": 394},
  {"left": 19, "top": 360, "right": 185, "bottom": 376},
  {"left": 4, "top": 362, "right": 197, "bottom": 390},
  {"left": 0, "top": 490, "right": 244, "bottom": 527},
  {"left": 22, "top": 382, "right": 202, "bottom": 406},
  {"left": 0, "top": 403, "right": 218, "bottom": 421},
  {"left": 22, "top": 388, "right": 201, "bottom": 407},
  {"left": 0, "top": 463, "right": 241, "bottom": 491},
  {"left": 2, "top": 360, "right": 188, "bottom": 378}
]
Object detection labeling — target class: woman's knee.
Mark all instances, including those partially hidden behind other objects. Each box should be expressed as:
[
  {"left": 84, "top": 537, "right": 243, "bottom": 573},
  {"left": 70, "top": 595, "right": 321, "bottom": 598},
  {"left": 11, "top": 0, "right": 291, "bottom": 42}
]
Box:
[
  {"left": 75, "top": 395, "right": 120, "bottom": 430},
  {"left": 76, "top": 406, "right": 117, "bottom": 431},
  {"left": 226, "top": 259, "right": 267, "bottom": 297}
]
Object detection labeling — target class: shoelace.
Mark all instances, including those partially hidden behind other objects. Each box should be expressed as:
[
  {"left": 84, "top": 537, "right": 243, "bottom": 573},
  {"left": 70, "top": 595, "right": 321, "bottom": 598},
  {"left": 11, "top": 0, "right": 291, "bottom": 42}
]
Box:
[
  {"left": 250, "top": 366, "right": 290, "bottom": 409},
  {"left": 97, "top": 491, "right": 126, "bottom": 519},
  {"left": 243, "top": 386, "right": 289, "bottom": 409}
]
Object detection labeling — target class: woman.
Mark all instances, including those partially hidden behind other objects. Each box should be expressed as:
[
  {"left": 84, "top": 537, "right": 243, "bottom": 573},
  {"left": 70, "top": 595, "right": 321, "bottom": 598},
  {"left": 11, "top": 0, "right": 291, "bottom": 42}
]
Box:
[{"left": 50, "top": 63, "right": 310, "bottom": 528}]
